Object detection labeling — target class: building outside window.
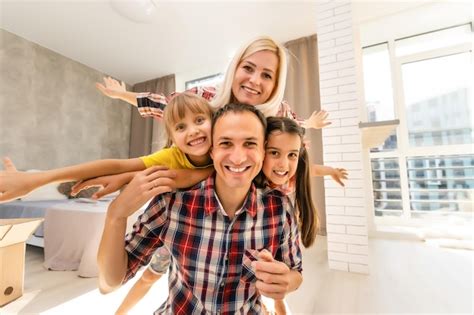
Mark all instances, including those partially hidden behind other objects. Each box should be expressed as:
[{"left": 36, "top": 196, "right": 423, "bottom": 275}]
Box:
[{"left": 362, "top": 23, "right": 473, "bottom": 225}]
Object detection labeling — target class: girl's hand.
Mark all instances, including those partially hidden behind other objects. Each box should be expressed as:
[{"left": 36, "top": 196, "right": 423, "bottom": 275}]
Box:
[
  {"left": 0, "top": 157, "right": 38, "bottom": 203},
  {"left": 331, "top": 168, "right": 348, "bottom": 187},
  {"left": 303, "top": 110, "right": 331, "bottom": 129},
  {"left": 71, "top": 172, "right": 137, "bottom": 200}
]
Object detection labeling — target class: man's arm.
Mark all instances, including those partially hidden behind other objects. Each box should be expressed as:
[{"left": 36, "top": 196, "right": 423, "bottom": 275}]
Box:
[
  {"left": 253, "top": 201, "right": 303, "bottom": 299},
  {"left": 97, "top": 167, "right": 175, "bottom": 293}
]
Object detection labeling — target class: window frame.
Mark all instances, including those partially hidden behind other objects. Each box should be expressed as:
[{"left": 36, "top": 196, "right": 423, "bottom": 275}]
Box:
[{"left": 363, "top": 23, "right": 473, "bottom": 228}]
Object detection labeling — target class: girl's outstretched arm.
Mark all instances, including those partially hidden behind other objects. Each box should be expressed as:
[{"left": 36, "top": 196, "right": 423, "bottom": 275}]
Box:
[
  {"left": 311, "top": 164, "right": 348, "bottom": 187},
  {"left": 0, "top": 157, "right": 146, "bottom": 203}
]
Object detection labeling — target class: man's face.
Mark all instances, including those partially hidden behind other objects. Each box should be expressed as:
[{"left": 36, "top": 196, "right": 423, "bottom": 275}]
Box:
[{"left": 210, "top": 111, "right": 265, "bottom": 192}]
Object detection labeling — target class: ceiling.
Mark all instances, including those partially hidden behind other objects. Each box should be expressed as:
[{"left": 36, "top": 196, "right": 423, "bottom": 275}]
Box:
[{"left": 0, "top": 0, "right": 321, "bottom": 85}]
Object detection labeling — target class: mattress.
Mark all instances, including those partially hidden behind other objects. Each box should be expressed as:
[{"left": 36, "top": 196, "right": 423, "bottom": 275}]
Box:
[{"left": 0, "top": 199, "right": 71, "bottom": 237}]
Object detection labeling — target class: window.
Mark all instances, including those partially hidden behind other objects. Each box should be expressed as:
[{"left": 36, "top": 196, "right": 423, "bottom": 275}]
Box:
[
  {"left": 363, "top": 23, "right": 473, "bottom": 225},
  {"left": 185, "top": 73, "right": 224, "bottom": 90}
]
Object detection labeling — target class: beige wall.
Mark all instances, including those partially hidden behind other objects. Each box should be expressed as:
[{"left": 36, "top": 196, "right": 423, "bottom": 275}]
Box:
[{"left": 0, "top": 29, "right": 131, "bottom": 170}]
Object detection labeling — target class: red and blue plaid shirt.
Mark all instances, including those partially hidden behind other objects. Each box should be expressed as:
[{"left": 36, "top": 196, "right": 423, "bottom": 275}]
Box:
[
  {"left": 136, "top": 86, "right": 304, "bottom": 126},
  {"left": 124, "top": 175, "right": 302, "bottom": 315}
]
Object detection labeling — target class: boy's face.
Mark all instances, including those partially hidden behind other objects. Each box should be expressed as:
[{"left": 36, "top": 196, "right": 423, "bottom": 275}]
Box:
[
  {"left": 170, "top": 111, "right": 212, "bottom": 163},
  {"left": 211, "top": 111, "right": 265, "bottom": 192},
  {"left": 262, "top": 131, "right": 301, "bottom": 186}
]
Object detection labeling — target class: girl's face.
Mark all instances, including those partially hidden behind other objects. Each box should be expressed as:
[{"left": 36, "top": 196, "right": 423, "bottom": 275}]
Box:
[
  {"left": 170, "top": 111, "right": 212, "bottom": 166},
  {"left": 262, "top": 131, "right": 301, "bottom": 186},
  {"left": 231, "top": 50, "right": 278, "bottom": 106}
]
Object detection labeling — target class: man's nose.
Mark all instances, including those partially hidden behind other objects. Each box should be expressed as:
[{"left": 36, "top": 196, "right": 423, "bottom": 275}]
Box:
[{"left": 229, "top": 147, "right": 247, "bottom": 165}]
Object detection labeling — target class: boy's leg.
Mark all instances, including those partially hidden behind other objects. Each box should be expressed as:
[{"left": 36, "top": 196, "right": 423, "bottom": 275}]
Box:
[{"left": 115, "top": 268, "right": 162, "bottom": 314}]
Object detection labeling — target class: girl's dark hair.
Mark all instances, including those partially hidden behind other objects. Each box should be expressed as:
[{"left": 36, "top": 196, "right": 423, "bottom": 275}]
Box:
[{"left": 262, "top": 117, "right": 318, "bottom": 248}]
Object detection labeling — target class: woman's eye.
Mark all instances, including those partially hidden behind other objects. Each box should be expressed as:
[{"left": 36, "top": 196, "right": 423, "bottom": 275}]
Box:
[
  {"left": 175, "top": 124, "right": 185, "bottom": 131},
  {"left": 243, "top": 65, "right": 253, "bottom": 72},
  {"left": 267, "top": 150, "right": 279, "bottom": 156},
  {"left": 289, "top": 153, "right": 298, "bottom": 159},
  {"left": 195, "top": 117, "right": 205, "bottom": 124},
  {"left": 263, "top": 73, "right": 273, "bottom": 80}
]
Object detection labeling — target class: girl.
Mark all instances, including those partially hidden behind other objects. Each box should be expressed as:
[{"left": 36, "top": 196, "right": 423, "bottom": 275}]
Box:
[
  {"left": 0, "top": 36, "right": 346, "bottom": 202},
  {"left": 258, "top": 116, "right": 317, "bottom": 315}
]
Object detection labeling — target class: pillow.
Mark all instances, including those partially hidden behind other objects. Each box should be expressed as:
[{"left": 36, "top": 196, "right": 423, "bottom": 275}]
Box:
[
  {"left": 57, "top": 181, "right": 100, "bottom": 199},
  {"left": 21, "top": 172, "right": 68, "bottom": 202}
]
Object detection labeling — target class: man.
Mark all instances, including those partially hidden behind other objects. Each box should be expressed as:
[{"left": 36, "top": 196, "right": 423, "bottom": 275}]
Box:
[{"left": 97, "top": 103, "right": 302, "bottom": 314}]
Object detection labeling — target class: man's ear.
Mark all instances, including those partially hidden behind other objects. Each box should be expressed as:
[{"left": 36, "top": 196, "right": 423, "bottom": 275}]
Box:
[{"left": 209, "top": 146, "right": 214, "bottom": 159}]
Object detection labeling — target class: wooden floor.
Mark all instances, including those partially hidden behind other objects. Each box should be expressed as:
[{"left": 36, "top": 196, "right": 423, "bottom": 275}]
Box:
[{"left": 2, "top": 237, "right": 473, "bottom": 314}]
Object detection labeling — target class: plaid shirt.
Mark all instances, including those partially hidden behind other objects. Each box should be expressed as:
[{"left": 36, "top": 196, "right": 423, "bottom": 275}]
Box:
[
  {"left": 136, "top": 86, "right": 304, "bottom": 126},
  {"left": 124, "top": 175, "right": 302, "bottom": 315}
]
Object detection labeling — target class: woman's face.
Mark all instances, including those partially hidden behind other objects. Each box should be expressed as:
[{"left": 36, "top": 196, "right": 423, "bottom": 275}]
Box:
[{"left": 231, "top": 50, "right": 278, "bottom": 106}]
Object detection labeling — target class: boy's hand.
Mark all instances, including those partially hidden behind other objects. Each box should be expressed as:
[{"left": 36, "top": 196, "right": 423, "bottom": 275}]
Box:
[
  {"left": 252, "top": 249, "right": 291, "bottom": 300},
  {"left": 107, "top": 166, "right": 176, "bottom": 220}
]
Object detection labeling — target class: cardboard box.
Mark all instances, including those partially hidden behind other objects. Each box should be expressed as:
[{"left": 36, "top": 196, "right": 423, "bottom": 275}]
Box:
[{"left": 0, "top": 218, "right": 43, "bottom": 306}]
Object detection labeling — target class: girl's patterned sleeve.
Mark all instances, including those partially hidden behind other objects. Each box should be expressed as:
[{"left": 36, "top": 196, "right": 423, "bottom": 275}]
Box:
[{"left": 135, "top": 86, "right": 217, "bottom": 119}]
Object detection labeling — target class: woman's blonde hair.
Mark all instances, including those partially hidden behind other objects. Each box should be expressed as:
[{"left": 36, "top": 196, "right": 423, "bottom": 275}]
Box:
[
  {"left": 211, "top": 36, "right": 288, "bottom": 117},
  {"left": 163, "top": 92, "right": 214, "bottom": 148}
]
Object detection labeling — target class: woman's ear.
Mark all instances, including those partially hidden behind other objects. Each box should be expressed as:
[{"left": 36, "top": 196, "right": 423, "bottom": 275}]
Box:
[{"left": 209, "top": 146, "right": 214, "bottom": 159}]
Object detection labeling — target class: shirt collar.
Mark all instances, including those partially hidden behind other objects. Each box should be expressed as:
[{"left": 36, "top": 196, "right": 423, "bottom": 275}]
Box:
[{"left": 203, "top": 174, "right": 258, "bottom": 218}]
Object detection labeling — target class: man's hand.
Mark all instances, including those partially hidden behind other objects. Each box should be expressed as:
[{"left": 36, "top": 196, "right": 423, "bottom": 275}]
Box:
[
  {"left": 107, "top": 166, "right": 176, "bottom": 220},
  {"left": 252, "top": 249, "right": 291, "bottom": 300}
]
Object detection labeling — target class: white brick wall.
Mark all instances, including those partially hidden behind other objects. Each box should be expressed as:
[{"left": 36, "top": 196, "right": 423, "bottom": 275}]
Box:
[{"left": 316, "top": 0, "right": 369, "bottom": 274}]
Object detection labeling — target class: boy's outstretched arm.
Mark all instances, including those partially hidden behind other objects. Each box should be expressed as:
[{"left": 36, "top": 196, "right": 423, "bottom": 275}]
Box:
[
  {"left": 0, "top": 157, "right": 146, "bottom": 203},
  {"left": 96, "top": 76, "right": 138, "bottom": 106}
]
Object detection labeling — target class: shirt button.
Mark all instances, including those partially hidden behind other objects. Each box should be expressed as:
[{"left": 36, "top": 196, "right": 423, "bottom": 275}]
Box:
[{"left": 220, "top": 282, "right": 225, "bottom": 287}]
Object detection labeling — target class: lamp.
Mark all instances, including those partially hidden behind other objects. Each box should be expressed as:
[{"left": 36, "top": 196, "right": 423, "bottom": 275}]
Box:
[{"left": 110, "top": 0, "right": 157, "bottom": 24}]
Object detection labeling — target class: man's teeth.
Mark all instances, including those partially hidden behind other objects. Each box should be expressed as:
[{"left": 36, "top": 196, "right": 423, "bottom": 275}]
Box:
[
  {"left": 242, "top": 86, "right": 259, "bottom": 95},
  {"left": 189, "top": 137, "right": 205, "bottom": 146},
  {"left": 229, "top": 166, "right": 247, "bottom": 173},
  {"left": 274, "top": 170, "right": 287, "bottom": 176}
]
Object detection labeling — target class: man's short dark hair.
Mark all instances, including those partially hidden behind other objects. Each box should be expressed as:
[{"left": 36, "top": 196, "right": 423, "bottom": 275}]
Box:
[{"left": 211, "top": 103, "right": 267, "bottom": 139}]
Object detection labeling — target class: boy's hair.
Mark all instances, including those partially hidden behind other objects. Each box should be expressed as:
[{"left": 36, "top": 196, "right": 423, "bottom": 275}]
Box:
[
  {"left": 211, "top": 103, "right": 267, "bottom": 141},
  {"left": 163, "top": 92, "right": 214, "bottom": 147},
  {"left": 211, "top": 36, "right": 288, "bottom": 117},
  {"left": 256, "top": 116, "right": 318, "bottom": 248}
]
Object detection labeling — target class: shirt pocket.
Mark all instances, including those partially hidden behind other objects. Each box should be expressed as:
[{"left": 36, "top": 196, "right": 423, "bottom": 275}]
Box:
[{"left": 240, "top": 248, "right": 264, "bottom": 284}]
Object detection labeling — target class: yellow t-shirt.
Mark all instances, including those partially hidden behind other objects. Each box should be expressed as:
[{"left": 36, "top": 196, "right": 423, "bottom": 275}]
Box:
[{"left": 140, "top": 146, "right": 211, "bottom": 170}]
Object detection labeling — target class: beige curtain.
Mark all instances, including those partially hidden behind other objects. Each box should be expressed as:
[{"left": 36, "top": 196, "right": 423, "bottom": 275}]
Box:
[
  {"left": 129, "top": 74, "right": 175, "bottom": 158},
  {"left": 284, "top": 34, "right": 327, "bottom": 235}
]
